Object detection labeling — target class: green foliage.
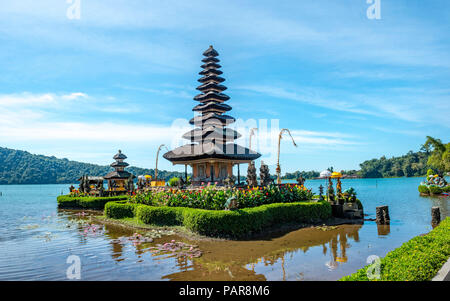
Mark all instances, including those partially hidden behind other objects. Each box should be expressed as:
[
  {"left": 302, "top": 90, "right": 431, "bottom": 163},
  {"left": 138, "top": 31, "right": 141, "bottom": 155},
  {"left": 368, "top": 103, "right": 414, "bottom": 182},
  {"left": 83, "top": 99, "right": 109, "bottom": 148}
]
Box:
[
  {"left": 129, "top": 184, "right": 315, "bottom": 210},
  {"left": 283, "top": 170, "right": 320, "bottom": 180},
  {"left": 104, "top": 201, "right": 138, "bottom": 219},
  {"left": 136, "top": 205, "right": 185, "bottom": 226},
  {"left": 340, "top": 217, "right": 450, "bottom": 281},
  {"left": 57, "top": 195, "right": 128, "bottom": 209},
  {"left": 422, "top": 136, "right": 450, "bottom": 175},
  {"left": 418, "top": 185, "right": 430, "bottom": 194},
  {"left": 426, "top": 169, "right": 435, "bottom": 176},
  {"left": 359, "top": 151, "right": 430, "bottom": 178},
  {"left": 106, "top": 201, "right": 332, "bottom": 238},
  {"left": 428, "top": 186, "right": 443, "bottom": 195},
  {"left": 168, "top": 177, "right": 181, "bottom": 187},
  {"left": 443, "top": 186, "right": 450, "bottom": 193},
  {"left": 0, "top": 146, "right": 187, "bottom": 184}
]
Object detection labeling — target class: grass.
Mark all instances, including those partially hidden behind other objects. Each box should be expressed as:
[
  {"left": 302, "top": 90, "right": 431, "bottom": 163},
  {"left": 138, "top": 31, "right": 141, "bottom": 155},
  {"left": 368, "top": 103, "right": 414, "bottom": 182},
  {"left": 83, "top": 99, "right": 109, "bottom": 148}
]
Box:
[{"left": 340, "top": 217, "right": 450, "bottom": 281}]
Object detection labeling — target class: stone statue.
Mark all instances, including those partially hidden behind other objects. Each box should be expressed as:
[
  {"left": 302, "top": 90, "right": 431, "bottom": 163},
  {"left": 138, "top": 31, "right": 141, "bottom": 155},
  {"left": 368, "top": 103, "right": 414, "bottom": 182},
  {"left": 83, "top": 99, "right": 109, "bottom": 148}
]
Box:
[
  {"left": 328, "top": 178, "right": 335, "bottom": 203},
  {"left": 99, "top": 184, "right": 104, "bottom": 197},
  {"left": 259, "top": 161, "right": 271, "bottom": 186},
  {"left": 319, "top": 184, "right": 324, "bottom": 201},
  {"left": 247, "top": 161, "right": 258, "bottom": 187},
  {"left": 224, "top": 175, "right": 236, "bottom": 188},
  {"left": 296, "top": 175, "right": 305, "bottom": 186},
  {"left": 84, "top": 176, "right": 91, "bottom": 194},
  {"left": 127, "top": 175, "right": 135, "bottom": 193},
  {"left": 224, "top": 196, "right": 239, "bottom": 211},
  {"left": 78, "top": 176, "right": 85, "bottom": 193}
]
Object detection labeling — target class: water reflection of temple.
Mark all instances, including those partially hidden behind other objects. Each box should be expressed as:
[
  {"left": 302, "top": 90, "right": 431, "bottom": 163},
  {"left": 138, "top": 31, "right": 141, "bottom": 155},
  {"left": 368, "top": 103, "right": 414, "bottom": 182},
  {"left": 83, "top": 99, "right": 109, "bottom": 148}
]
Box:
[{"left": 161, "top": 224, "right": 363, "bottom": 281}]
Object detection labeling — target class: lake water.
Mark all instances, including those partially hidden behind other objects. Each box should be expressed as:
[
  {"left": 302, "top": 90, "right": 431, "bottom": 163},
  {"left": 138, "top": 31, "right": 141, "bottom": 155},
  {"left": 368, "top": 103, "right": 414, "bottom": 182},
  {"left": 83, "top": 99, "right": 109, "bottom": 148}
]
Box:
[{"left": 0, "top": 177, "right": 448, "bottom": 281}]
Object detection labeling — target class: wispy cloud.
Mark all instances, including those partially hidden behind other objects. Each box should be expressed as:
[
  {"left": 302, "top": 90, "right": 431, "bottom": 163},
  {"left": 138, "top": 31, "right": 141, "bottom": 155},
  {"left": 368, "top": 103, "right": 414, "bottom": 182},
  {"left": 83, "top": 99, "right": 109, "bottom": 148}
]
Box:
[{"left": 236, "top": 85, "right": 380, "bottom": 116}]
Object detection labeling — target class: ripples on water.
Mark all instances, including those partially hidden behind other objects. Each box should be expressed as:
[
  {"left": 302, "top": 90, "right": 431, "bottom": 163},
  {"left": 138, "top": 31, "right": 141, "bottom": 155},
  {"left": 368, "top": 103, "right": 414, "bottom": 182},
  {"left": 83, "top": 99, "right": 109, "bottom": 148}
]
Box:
[{"left": 0, "top": 178, "right": 448, "bottom": 281}]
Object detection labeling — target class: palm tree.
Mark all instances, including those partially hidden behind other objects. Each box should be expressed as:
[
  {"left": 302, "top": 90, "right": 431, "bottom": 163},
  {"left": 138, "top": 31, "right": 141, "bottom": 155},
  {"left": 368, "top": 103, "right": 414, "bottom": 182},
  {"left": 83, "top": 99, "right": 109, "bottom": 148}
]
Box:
[
  {"left": 276, "top": 129, "right": 297, "bottom": 184},
  {"left": 422, "top": 136, "right": 448, "bottom": 175}
]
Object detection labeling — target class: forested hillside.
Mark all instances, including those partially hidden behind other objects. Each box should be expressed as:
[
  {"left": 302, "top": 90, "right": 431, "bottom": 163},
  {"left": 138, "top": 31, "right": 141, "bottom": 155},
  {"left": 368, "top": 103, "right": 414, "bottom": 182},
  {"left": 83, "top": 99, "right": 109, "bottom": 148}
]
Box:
[
  {"left": 284, "top": 151, "right": 431, "bottom": 179},
  {"left": 359, "top": 151, "right": 429, "bottom": 178},
  {"left": 0, "top": 147, "right": 185, "bottom": 184}
]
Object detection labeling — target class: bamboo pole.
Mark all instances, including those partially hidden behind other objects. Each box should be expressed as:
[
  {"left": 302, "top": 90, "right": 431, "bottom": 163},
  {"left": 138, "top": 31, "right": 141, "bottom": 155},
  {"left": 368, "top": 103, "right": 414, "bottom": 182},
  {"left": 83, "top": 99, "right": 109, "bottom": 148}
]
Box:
[
  {"left": 249, "top": 128, "right": 258, "bottom": 150},
  {"left": 155, "top": 144, "right": 168, "bottom": 181},
  {"left": 276, "top": 129, "right": 297, "bottom": 185}
]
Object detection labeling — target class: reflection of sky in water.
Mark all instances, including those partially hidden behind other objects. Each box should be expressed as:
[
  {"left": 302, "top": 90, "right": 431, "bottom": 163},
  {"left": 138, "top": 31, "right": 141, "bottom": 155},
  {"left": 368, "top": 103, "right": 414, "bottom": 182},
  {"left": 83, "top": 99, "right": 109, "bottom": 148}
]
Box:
[{"left": 0, "top": 179, "right": 448, "bottom": 281}]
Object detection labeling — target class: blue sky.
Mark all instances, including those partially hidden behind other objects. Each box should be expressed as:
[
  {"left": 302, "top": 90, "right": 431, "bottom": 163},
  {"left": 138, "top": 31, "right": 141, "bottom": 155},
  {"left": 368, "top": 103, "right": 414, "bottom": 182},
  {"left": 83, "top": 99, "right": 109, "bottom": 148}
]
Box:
[{"left": 0, "top": 0, "right": 449, "bottom": 174}]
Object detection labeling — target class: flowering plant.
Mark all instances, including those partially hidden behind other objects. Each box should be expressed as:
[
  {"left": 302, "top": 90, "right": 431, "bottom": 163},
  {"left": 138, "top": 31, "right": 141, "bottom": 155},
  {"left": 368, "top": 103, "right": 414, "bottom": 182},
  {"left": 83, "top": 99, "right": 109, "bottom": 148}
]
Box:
[{"left": 129, "top": 183, "right": 314, "bottom": 210}]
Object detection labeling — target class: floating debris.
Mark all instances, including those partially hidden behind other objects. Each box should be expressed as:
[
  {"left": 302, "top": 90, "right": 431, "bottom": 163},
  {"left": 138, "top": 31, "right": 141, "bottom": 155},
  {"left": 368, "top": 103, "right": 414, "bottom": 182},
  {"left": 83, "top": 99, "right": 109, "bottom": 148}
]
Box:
[
  {"left": 316, "top": 225, "right": 338, "bottom": 231},
  {"left": 148, "top": 240, "right": 202, "bottom": 258},
  {"left": 81, "top": 223, "right": 105, "bottom": 237},
  {"left": 110, "top": 233, "right": 154, "bottom": 245},
  {"left": 35, "top": 232, "right": 57, "bottom": 242},
  {"left": 18, "top": 224, "right": 40, "bottom": 230}
]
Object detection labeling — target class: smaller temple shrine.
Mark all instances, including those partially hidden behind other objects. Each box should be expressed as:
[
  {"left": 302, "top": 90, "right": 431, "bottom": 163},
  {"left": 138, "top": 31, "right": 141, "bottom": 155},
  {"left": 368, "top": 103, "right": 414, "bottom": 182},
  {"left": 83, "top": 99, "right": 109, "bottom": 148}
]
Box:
[{"left": 104, "top": 150, "right": 135, "bottom": 193}]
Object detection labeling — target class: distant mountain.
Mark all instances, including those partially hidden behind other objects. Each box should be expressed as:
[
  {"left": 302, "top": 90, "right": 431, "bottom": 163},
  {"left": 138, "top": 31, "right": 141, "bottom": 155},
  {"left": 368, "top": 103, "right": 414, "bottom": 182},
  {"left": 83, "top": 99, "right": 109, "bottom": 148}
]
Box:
[{"left": 0, "top": 147, "right": 185, "bottom": 184}]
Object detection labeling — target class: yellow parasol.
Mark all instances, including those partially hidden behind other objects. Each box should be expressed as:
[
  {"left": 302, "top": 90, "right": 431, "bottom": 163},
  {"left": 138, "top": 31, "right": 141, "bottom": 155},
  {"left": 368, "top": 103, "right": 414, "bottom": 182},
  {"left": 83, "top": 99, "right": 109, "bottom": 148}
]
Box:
[{"left": 331, "top": 172, "right": 342, "bottom": 179}]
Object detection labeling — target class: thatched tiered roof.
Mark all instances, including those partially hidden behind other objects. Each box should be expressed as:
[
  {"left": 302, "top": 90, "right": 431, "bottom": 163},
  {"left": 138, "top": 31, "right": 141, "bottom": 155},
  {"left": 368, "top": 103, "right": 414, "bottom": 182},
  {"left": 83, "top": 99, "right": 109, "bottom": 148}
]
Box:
[
  {"left": 163, "top": 46, "right": 261, "bottom": 163},
  {"left": 104, "top": 150, "right": 135, "bottom": 180}
]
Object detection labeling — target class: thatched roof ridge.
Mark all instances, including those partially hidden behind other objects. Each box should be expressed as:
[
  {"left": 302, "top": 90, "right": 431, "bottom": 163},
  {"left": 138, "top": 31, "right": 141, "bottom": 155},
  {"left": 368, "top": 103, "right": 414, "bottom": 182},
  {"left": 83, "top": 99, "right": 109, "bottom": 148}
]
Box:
[
  {"left": 163, "top": 142, "right": 261, "bottom": 162},
  {"left": 203, "top": 45, "right": 219, "bottom": 57}
]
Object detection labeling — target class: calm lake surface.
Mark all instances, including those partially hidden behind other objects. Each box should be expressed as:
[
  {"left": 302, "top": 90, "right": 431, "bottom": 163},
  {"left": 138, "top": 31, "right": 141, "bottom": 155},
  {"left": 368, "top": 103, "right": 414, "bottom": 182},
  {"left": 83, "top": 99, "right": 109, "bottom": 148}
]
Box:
[{"left": 0, "top": 177, "right": 448, "bottom": 281}]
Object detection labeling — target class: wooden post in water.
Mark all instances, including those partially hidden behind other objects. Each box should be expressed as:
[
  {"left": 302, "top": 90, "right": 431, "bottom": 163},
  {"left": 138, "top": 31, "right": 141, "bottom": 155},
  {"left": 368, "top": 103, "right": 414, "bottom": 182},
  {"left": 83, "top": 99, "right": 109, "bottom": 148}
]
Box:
[
  {"left": 376, "top": 205, "right": 390, "bottom": 225},
  {"left": 431, "top": 207, "right": 441, "bottom": 226}
]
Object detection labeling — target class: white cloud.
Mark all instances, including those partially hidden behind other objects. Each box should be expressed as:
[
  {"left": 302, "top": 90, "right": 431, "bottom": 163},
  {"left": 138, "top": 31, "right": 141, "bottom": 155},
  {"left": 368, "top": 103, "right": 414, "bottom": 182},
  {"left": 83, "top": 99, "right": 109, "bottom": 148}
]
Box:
[
  {"left": 62, "top": 92, "right": 87, "bottom": 100},
  {"left": 0, "top": 92, "right": 87, "bottom": 107}
]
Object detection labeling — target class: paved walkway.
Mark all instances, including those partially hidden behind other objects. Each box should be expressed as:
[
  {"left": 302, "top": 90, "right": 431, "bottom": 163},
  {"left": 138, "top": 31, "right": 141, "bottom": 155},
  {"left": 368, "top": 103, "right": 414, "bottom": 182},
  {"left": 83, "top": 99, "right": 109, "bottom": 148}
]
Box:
[{"left": 432, "top": 256, "right": 450, "bottom": 281}]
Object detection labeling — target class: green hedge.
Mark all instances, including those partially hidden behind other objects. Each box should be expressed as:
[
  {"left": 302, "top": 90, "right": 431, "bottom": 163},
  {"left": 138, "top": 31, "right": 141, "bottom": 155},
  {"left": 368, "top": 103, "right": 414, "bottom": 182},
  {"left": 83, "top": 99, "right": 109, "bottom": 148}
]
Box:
[
  {"left": 340, "top": 217, "right": 450, "bottom": 281},
  {"left": 104, "top": 201, "right": 139, "bottom": 219},
  {"left": 418, "top": 185, "right": 429, "bottom": 194},
  {"left": 105, "top": 201, "right": 332, "bottom": 238},
  {"left": 429, "top": 186, "right": 443, "bottom": 195},
  {"left": 57, "top": 195, "right": 128, "bottom": 210}
]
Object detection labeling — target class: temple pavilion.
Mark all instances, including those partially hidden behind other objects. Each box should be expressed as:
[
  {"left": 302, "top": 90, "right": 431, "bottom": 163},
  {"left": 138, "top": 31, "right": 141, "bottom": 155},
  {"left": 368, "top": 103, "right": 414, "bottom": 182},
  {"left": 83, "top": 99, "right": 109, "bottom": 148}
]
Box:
[
  {"left": 104, "top": 150, "right": 135, "bottom": 192},
  {"left": 163, "top": 46, "right": 261, "bottom": 185}
]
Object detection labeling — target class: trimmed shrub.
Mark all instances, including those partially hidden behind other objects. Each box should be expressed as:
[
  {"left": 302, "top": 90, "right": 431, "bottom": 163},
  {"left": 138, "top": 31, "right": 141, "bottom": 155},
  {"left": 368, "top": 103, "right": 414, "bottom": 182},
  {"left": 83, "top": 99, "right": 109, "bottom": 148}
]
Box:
[
  {"left": 136, "top": 205, "right": 185, "bottom": 226},
  {"left": 443, "top": 186, "right": 450, "bottom": 193},
  {"left": 168, "top": 177, "right": 181, "bottom": 187},
  {"left": 104, "top": 202, "right": 139, "bottom": 219},
  {"left": 57, "top": 195, "right": 128, "bottom": 210},
  {"left": 340, "top": 217, "right": 450, "bottom": 281},
  {"left": 105, "top": 200, "right": 332, "bottom": 238},
  {"left": 418, "top": 185, "right": 430, "bottom": 194},
  {"left": 429, "top": 186, "right": 443, "bottom": 195}
]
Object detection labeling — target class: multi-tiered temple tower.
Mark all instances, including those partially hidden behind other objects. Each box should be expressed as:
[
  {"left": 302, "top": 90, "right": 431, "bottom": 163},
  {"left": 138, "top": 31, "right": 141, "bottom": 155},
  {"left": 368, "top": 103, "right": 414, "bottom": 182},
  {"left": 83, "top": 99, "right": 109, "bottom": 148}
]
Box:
[
  {"left": 164, "top": 46, "right": 261, "bottom": 185},
  {"left": 104, "top": 150, "right": 135, "bottom": 191}
]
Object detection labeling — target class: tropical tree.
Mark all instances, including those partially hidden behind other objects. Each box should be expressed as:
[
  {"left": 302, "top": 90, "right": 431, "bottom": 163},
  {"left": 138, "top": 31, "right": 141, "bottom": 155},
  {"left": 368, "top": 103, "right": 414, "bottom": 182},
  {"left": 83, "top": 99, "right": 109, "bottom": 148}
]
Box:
[{"left": 422, "top": 136, "right": 449, "bottom": 175}]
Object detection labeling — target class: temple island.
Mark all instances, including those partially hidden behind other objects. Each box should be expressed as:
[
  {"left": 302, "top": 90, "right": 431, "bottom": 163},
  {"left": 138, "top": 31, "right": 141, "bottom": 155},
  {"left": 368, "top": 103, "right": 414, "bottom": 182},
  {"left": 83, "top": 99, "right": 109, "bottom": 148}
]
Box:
[{"left": 59, "top": 46, "right": 365, "bottom": 239}]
